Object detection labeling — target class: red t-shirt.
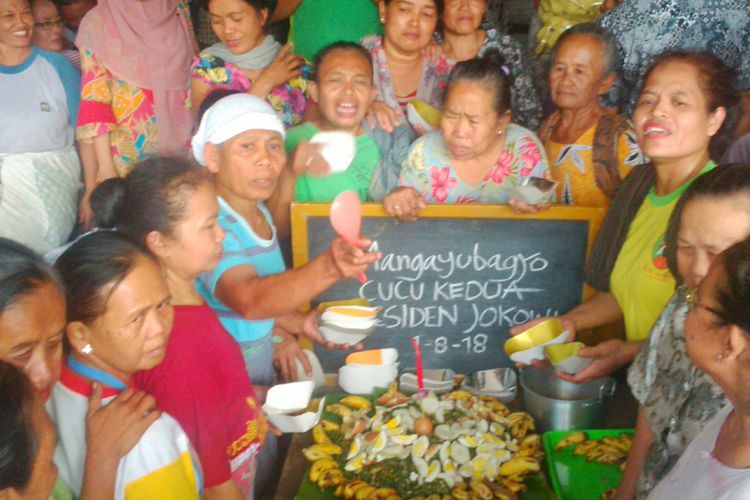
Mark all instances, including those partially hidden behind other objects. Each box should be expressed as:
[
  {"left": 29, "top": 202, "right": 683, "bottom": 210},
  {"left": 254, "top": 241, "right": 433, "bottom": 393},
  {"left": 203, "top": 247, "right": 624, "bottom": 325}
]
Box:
[{"left": 134, "top": 303, "right": 262, "bottom": 492}]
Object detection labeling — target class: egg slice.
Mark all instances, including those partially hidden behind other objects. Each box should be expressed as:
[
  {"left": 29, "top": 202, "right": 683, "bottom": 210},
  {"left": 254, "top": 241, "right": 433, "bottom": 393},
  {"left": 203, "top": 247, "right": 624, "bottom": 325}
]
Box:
[
  {"left": 412, "top": 455, "right": 428, "bottom": 477},
  {"left": 459, "top": 435, "right": 479, "bottom": 448},
  {"left": 450, "top": 442, "right": 471, "bottom": 465},
  {"left": 384, "top": 416, "right": 401, "bottom": 429},
  {"left": 424, "top": 461, "right": 441, "bottom": 483},
  {"left": 439, "top": 441, "right": 451, "bottom": 463},
  {"left": 439, "top": 472, "right": 456, "bottom": 488},
  {"left": 390, "top": 434, "right": 417, "bottom": 446},
  {"left": 347, "top": 435, "right": 364, "bottom": 459},
  {"left": 434, "top": 424, "right": 454, "bottom": 441},
  {"left": 411, "top": 435, "right": 430, "bottom": 458},
  {"left": 458, "top": 462, "right": 474, "bottom": 478},
  {"left": 345, "top": 453, "right": 366, "bottom": 471},
  {"left": 371, "top": 429, "right": 388, "bottom": 453}
]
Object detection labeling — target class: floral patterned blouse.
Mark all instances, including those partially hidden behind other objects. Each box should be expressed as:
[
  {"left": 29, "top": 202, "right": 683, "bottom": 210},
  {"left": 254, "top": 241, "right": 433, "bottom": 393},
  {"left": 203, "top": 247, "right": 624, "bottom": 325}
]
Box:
[
  {"left": 399, "top": 124, "right": 549, "bottom": 204},
  {"left": 359, "top": 35, "right": 452, "bottom": 111},
  {"left": 628, "top": 287, "right": 727, "bottom": 499},
  {"left": 76, "top": 49, "right": 160, "bottom": 177},
  {"left": 191, "top": 53, "right": 310, "bottom": 128}
]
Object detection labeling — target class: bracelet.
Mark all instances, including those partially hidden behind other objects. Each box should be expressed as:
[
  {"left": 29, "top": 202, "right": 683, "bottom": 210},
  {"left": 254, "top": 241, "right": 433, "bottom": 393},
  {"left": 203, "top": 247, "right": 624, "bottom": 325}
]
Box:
[{"left": 271, "top": 335, "right": 284, "bottom": 345}]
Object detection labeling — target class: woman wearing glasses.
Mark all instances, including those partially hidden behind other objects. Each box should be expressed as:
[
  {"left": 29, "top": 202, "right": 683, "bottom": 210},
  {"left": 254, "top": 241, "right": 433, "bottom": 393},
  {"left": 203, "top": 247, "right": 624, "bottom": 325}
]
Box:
[
  {"left": 30, "top": 0, "right": 79, "bottom": 69},
  {"left": 646, "top": 238, "right": 750, "bottom": 499},
  {"left": 0, "top": 0, "right": 82, "bottom": 254},
  {"left": 619, "top": 165, "right": 750, "bottom": 499}
]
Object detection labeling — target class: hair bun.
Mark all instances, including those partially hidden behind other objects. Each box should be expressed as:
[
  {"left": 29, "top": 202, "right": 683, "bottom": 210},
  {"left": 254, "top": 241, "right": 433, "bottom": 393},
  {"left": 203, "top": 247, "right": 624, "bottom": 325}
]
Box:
[{"left": 90, "top": 177, "right": 126, "bottom": 229}]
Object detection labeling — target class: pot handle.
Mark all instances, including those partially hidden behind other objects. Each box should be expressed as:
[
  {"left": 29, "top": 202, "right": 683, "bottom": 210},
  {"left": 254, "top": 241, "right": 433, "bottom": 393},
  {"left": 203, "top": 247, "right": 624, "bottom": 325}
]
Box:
[{"left": 599, "top": 379, "right": 617, "bottom": 400}]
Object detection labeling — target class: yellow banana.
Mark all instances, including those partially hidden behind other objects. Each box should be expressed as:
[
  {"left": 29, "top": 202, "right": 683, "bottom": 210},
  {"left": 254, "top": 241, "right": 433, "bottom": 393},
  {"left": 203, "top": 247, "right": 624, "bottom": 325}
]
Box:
[
  {"left": 343, "top": 480, "right": 369, "bottom": 499},
  {"left": 327, "top": 403, "right": 353, "bottom": 419},
  {"left": 499, "top": 456, "right": 540, "bottom": 476},
  {"left": 573, "top": 440, "right": 598, "bottom": 455},
  {"left": 318, "top": 468, "right": 345, "bottom": 489},
  {"left": 521, "top": 434, "right": 541, "bottom": 450},
  {"left": 556, "top": 431, "right": 588, "bottom": 450},
  {"left": 355, "top": 486, "right": 376, "bottom": 500},
  {"left": 368, "top": 487, "right": 398, "bottom": 499},
  {"left": 603, "top": 436, "right": 632, "bottom": 453},
  {"left": 302, "top": 443, "right": 342, "bottom": 461},
  {"left": 309, "top": 458, "right": 338, "bottom": 482},
  {"left": 448, "top": 390, "right": 473, "bottom": 400},
  {"left": 312, "top": 423, "right": 333, "bottom": 444},
  {"left": 321, "top": 419, "right": 341, "bottom": 432},
  {"left": 340, "top": 395, "right": 372, "bottom": 411},
  {"left": 469, "top": 480, "right": 493, "bottom": 500}
]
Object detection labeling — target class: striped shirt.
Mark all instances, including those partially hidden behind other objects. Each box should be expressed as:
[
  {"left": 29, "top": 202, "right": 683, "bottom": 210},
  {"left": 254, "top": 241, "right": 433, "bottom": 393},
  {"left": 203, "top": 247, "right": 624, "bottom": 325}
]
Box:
[{"left": 197, "top": 198, "right": 286, "bottom": 343}]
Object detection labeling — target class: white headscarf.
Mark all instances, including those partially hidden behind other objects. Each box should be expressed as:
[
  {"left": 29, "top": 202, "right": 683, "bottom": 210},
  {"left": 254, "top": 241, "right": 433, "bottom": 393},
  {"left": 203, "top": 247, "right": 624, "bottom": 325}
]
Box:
[{"left": 191, "top": 94, "right": 286, "bottom": 166}]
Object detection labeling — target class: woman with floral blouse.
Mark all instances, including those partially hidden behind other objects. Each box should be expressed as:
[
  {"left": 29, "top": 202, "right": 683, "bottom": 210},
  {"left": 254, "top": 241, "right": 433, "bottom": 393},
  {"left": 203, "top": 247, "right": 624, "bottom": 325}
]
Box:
[{"left": 382, "top": 52, "right": 549, "bottom": 221}]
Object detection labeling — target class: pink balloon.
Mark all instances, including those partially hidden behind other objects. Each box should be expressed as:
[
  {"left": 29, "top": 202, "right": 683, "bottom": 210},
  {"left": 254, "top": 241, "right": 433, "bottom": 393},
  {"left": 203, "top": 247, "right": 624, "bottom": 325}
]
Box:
[{"left": 330, "top": 191, "right": 362, "bottom": 243}]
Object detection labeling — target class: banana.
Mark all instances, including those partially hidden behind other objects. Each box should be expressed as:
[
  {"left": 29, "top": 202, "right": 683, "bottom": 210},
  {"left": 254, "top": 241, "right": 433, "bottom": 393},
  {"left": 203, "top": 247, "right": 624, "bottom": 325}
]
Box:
[
  {"left": 318, "top": 468, "right": 345, "bottom": 489},
  {"left": 321, "top": 419, "right": 341, "bottom": 432},
  {"left": 469, "top": 480, "right": 493, "bottom": 500},
  {"left": 355, "top": 485, "right": 376, "bottom": 500},
  {"left": 369, "top": 487, "right": 398, "bottom": 499},
  {"left": 327, "top": 403, "right": 353, "bottom": 419},
  {"left": 603, "top": 436, "right": 632, "bottom": 453},
  {"left": 499, "top": 456, "right": 540, "bottom": 477},
  {"left": 303, "top": 443, "right": 343, "bottom": 461},
  {"left": 556, "top": 431, "right": 587, "bottom": 450},
  {"left": 448, "top": 390, "right": 473, "bottom": 400},
  {"left": 343, "top": 480, "right": 369, "bottom": 499},
  {"left": 451, "top": 485, "right": 470, "bottom": 500},
  {"left": 309, "top": 458, "right": 338, "bottom": 482},
  {"left": 340, "top": 395, "right": 372, "bottom": 411},
  {"left": 601, "top": 488, "right": 617, "bottom": 500},
  {"left": 573, "top": 439, "right": 598, "bottom": 455},
  {"left": 334, "top": 484, "right": 346, "bottom": 498},
  {"left": 521, "top": 434, "right": 541, "bottom": 451},
  {"left": 312, "top": 423, "right": 333, "bottom": 444}
]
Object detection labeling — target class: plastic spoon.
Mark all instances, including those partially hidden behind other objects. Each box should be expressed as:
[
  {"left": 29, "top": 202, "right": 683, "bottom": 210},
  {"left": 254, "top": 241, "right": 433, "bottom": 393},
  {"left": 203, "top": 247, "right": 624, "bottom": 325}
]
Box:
[{"left": 330, "top": 191, "right": 367, "bottom": 284}]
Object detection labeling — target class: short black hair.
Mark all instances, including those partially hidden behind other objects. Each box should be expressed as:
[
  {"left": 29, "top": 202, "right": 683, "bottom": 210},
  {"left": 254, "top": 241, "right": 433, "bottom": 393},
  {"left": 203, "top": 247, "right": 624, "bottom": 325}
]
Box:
[
  {"left": 0, "top": 361, "right": 35, "bottom": 491},
  {"left": 445, "top": 49, "right": 511, "bottom": 116},
  {"left": 312, "top": 41, "right": 373, "bottom": 82},
  {"left": 0, "top": 237, "right": 61, "bottom": 316}
]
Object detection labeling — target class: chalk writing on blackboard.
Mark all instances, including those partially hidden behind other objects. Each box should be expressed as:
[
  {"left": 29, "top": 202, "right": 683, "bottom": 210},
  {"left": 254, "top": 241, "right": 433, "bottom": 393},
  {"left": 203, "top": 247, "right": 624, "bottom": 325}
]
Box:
[{"left": 292, "top": 204, "right": 603, "bottom": 373}]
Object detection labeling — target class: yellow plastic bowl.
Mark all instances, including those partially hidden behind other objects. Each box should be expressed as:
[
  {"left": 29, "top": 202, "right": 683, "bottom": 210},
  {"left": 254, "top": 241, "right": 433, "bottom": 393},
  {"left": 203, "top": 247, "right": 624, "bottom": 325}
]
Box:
[
  {"left": 544, "top": 341, "right": 585, "bottom": 364},
  {"left": 504, "top": 319, "right": 566, "bottom": 355}
]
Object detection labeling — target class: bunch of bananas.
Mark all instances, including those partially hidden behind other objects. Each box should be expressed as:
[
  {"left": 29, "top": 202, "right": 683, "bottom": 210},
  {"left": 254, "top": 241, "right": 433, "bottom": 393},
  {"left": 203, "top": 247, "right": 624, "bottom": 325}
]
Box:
[
  {"left": 450, "top": 479, "right": 515, "bottom": 500},
  {"left": 333, "top": 480, "right": 400, "bottom": 500},
  {"left": 506, "top": 412, "right": 535, "bottom": 440},
  {"left": 557, "top": 432, "right": 632, "bottom": 465}
]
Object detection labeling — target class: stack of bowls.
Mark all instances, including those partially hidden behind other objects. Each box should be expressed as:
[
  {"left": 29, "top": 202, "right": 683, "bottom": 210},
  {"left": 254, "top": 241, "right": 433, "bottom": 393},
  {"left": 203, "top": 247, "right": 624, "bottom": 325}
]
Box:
[
  {"left": 319, "top": 305, "right": 380, "bottom": 345},
  {"left": 338, "top": 348, "right": 399, "bottom": 394},
  {"left": 503, "top": 318, "right": 568, "bottom": 364}
]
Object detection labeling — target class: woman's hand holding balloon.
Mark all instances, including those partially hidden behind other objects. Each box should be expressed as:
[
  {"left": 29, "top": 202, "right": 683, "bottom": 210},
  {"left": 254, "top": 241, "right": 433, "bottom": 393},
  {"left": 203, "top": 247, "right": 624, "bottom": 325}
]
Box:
[{"left": 326, "top": 237, "right": 380, "bottom": 280}]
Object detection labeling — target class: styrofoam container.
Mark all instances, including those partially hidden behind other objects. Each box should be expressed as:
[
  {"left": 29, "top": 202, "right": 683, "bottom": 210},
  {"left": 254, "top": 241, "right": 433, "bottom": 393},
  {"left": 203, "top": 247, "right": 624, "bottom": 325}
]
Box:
[
  {"left": 505, "top": 318, "right": 569, "bottom": 364},
  {"left": 265, "top": 396, "right": 326, "bottom": 433},
  {"left": 321, "top": 306, "right": 380, "bottom": 330},
  {"left": 345, "top": 348, "right": 399, "bottom": 366},
  {"left": 338, "top": 364, "right": 398, "bottom": 394},
  {"left": 319, "top": 324, "right": 375, "bottom": 345},
  {"left": 263, "top": 380, "right": 315, "bottom": 415},
  {"left": 293, "top": 349, "right": 326, "bottom": 387},
  {"left": 309, "top": 131, "right": 356, "bottom": 173}
]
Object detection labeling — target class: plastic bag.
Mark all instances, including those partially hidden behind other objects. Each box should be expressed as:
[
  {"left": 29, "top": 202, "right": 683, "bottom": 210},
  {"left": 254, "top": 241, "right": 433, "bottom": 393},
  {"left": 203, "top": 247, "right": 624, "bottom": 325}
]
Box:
[{"left": 535, "top": 0, "right": 603, "bottom": 55}]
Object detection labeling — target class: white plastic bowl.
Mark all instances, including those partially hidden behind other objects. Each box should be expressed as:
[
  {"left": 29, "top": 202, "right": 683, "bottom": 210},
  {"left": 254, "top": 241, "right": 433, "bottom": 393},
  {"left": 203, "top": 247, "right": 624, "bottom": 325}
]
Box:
[
  {"left": 338, "top": 364, "right": 398, "bottom": 394},
  {"left": 319, "top": 325, "right": 374, "bottom": 345}
]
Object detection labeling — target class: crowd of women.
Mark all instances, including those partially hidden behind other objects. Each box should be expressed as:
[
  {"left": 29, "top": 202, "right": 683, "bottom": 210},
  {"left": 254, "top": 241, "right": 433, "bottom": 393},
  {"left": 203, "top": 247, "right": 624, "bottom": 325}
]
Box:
[{"left": 1, "top": 0, "right": 750, "bottom": 498}]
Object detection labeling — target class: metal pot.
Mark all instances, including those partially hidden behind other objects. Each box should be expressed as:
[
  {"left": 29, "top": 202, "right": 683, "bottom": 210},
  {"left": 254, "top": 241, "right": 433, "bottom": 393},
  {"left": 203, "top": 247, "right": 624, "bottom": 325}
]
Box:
[{"left": 520, "top": 368, "right": 616, "bottom": 432}]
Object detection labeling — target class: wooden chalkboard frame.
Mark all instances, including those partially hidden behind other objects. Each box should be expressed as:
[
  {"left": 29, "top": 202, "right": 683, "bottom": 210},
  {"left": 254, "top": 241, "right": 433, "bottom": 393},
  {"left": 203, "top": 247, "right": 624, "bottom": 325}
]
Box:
[
  {"left": 291, "top": 203, "right": 605, "bottom": 367},
  {"left": 292, "top": 203, "right": 604, "bottom": 304}
]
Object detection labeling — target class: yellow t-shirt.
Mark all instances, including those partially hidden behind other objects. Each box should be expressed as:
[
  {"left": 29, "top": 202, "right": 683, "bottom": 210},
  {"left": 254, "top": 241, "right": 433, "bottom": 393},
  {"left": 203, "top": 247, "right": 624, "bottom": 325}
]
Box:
[
  {"left": 610, "top": 161, "right": 716, "bottom": 341},
  {"left": 546, "top": 123, "right": 644, "bottom": 208}
]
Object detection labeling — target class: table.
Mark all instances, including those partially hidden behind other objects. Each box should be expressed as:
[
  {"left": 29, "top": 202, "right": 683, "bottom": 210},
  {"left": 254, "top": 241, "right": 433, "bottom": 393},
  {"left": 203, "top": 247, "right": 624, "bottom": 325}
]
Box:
[{"left": 273, "top": 369, "right": 637, "bottom": 500}]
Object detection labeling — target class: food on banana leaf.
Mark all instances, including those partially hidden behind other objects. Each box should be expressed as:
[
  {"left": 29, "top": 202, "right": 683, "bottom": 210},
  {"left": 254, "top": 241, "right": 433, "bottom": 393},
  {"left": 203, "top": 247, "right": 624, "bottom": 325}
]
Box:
[{"left": 303, "top": 384, "right": 543, "bottom": 498}]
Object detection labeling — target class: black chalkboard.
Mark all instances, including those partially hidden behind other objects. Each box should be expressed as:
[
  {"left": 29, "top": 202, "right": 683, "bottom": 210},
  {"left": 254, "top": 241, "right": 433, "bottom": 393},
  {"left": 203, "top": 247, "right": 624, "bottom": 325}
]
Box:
[{"left": 292, "top": 204, "right": 603, "bottom": 374}]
